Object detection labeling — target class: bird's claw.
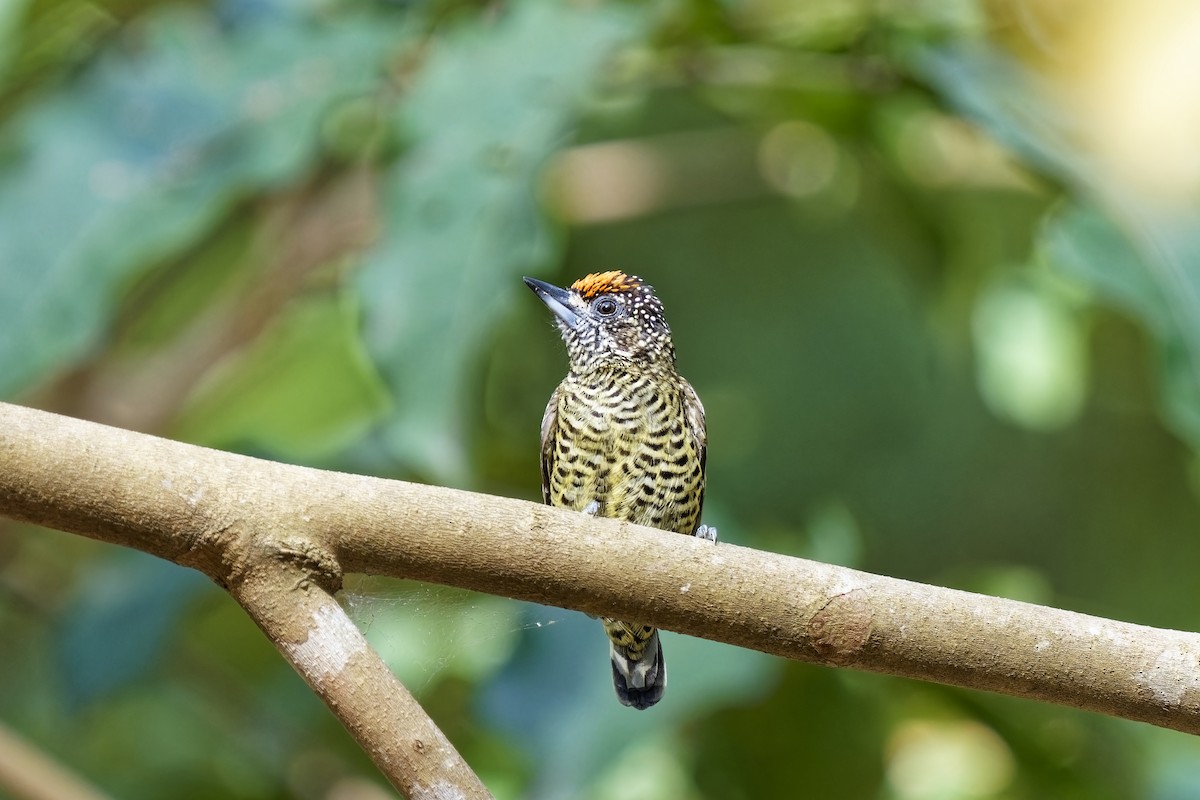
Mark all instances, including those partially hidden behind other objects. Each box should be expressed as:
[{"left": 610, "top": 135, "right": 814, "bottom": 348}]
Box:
[
  {"left": 584, "top": 500, "right": 603, "bottom": 616},
  {"left": 694, "top": 524, "right": 718, "bottom": 543}
]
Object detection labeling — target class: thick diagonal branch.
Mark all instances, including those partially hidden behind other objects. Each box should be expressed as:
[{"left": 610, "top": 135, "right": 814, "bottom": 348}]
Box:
[
  {"left": 0, "top": 402, "right": 489, "bottom": 799},
  {"left": 2, "top": 400, "right": 1199, "bottom": 747}
]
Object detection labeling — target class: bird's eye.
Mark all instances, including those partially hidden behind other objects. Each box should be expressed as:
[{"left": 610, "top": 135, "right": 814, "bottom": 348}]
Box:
[{"left": 594, "top": 298, "right": 619, "bottom": 317}]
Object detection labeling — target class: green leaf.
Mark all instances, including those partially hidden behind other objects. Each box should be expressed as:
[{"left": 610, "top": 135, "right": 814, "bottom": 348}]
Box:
[
  {"left": 173, "top": 291, "right": 391, "bottom": 460},
  {"left": 0, "top": 6, "right": 398, "bottom": 398},
  {"left": 354, "top": 0, "right": 643, "bottom": 480},
  {"left": 912, "top": 44, "right": 1102, "bottom": 192},
  {"left": 1040, "top": 204, "right": 1200, "bottom": 448},
  {"left": 919, "top": 43, "right": 1200, "bottom": 450}
]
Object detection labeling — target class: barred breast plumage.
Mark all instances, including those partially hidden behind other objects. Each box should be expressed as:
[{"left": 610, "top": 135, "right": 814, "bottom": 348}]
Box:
[{"left": 544, "top": 369, "right": 705, "bottom": 535}]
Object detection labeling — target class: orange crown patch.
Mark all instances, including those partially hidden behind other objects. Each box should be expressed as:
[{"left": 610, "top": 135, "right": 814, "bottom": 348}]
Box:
[{"left": 570, "top": 271, "right": 643, "bottom": 299}]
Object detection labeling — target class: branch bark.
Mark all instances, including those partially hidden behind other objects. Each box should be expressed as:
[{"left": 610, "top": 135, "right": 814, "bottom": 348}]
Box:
[
  {"left": 0, "top": 401, "right": 488, "bottom": 800},
  {"left": 2, "top": 400, "right": 1198, "bottom": 791}
]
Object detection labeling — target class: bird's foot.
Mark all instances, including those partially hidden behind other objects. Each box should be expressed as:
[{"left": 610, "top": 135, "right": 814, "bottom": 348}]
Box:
[{"left": 694, "top": 524, "right": 718, "bottom": 543}]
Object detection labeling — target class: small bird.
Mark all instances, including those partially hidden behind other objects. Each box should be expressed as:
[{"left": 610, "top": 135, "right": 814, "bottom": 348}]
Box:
[{"left": 524, "top": 271, "right": 715, "bottom": 710}]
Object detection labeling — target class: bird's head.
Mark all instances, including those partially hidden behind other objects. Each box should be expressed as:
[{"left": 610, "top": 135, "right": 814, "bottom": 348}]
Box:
[{"left": 524, "top": 271, "right": 675, "bottom": 371}]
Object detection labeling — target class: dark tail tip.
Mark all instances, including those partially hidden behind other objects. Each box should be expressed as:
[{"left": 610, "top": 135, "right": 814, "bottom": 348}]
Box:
[{"left": 611, "top": 635, "right": 665, "bottom": 710}]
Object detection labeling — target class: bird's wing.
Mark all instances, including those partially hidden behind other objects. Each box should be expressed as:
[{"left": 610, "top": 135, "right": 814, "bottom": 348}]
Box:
[
  {"left": 538, "top": 383, "right": 562, "bottom": 505},
  {"left": 681, "top": 378, "right": 708, "bottom": 522}
]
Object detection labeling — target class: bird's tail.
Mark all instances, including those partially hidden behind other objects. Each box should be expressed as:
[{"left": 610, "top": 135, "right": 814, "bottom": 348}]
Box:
[{"left": 608, "top": 626, "right": 665, "bottom": 710}]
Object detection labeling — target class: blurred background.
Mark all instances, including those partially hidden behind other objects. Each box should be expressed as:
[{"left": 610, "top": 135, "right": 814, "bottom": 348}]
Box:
[{"left": 3, "top": 0, "right": 1200, "bottom": 797}]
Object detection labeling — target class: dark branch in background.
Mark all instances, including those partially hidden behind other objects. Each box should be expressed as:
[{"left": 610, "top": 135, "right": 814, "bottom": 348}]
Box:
[
  {"left": 43, "top": 168, "right": 378, "bottom": 434},
  {"left": 1, "top": 401, "right": 1198, "bottom": 794},
  {"left": 0, "top": 720, "right": 112, "bottom": 800}
]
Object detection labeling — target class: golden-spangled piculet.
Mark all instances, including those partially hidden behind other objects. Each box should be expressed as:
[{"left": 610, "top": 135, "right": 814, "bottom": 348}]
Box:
[{"left": 524, "top": 270, "right": 715, "bottom": 710}]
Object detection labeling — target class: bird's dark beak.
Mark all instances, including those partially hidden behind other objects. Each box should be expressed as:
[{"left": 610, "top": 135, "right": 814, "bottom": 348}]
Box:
[{"left": 524, "top": 277, "right": 580, "bottom": 329}]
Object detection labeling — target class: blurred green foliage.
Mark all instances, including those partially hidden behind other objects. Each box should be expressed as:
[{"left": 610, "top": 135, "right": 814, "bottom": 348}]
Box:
[{"left": 3, "top": 0, "right": 1200, "bottom": 798}]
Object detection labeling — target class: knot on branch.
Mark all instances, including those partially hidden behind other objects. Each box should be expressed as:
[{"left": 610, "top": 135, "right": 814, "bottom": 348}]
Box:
[
  {"left": 808, "top": 589, "right": 873, "bottom": 665},
  {"left": 178, "top": 519, "right": 241, "bottom": 586},
  {"left": 276, "top": 537, "right": 343, "bottom": 594}
]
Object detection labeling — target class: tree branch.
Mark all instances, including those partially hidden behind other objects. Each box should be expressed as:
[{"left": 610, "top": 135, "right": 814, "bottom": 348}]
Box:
[
  {"left": 0, "top": 719, "right": 113, "bottom": 800},
  {"left": 234, "top": 560, "right": 487, "bottom": 799},
  {"left": 2, "top": 400, "right": 1198, "bottom": 790},
  {"left": 0, "top": 401, "right": 489, "bottom": 799}
]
